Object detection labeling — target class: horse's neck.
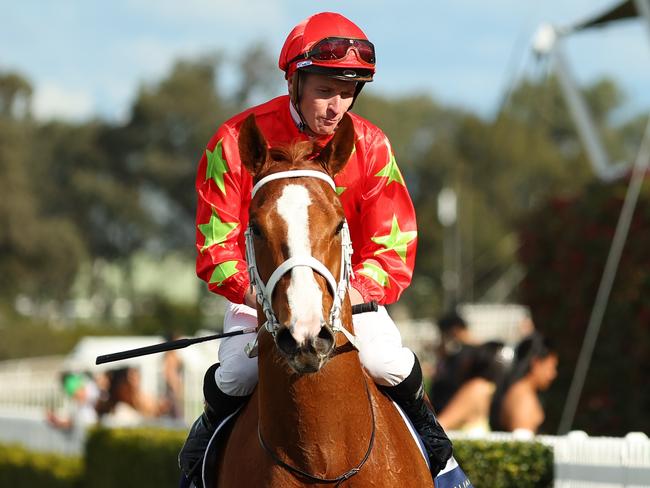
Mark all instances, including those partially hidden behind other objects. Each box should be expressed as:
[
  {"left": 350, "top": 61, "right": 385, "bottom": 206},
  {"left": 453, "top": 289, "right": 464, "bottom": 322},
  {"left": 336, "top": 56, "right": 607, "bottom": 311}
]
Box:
[{"left": 257, "top": 345, "right": 373, "bottom": 468}]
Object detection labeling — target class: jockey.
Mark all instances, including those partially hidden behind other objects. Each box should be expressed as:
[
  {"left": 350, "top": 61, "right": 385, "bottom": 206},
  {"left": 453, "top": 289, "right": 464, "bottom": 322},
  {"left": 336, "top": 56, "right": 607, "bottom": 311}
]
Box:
[{"left": 179, "top": 11, "right": 453, "bottom": 485}]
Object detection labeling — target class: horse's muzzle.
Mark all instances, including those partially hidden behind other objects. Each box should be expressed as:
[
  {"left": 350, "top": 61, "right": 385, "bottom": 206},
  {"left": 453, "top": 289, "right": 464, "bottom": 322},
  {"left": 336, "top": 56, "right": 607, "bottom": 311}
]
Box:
[{"left": 275, "top": 325, "right": 336, "bottom": 374}]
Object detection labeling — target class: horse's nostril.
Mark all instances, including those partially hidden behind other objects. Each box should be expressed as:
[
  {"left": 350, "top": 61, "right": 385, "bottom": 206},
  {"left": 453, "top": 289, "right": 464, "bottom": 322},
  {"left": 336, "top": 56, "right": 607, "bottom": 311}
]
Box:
[
  {"left": 314, "top": 326, "right": 335, "bottom": 355},
  {"left": 276, "top": 328, "right": 299, "bottom": 356}
]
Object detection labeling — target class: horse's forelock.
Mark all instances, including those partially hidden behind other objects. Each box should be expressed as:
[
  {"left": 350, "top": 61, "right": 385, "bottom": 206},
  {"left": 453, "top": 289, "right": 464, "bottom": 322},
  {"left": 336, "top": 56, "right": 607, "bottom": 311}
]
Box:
[{"left": 269, "top": 141, "right": 317, "bottom": 167}]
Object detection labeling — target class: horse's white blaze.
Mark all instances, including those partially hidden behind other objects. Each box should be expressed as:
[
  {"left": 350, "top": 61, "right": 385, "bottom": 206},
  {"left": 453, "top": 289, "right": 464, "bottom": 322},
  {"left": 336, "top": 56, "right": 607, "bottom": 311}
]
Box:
[{"left": 276, "top": 184, "right": 323, "bottom": 344}]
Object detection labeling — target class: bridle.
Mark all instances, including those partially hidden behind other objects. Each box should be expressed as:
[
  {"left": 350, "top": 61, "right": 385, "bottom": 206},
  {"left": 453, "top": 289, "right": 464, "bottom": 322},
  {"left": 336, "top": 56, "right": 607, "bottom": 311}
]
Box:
[
  {"left": 244, "top": 169, "right": 360, "bottom": 355},
  {"left": 245, "top": 169, "right": 375, "bottom": 484}
]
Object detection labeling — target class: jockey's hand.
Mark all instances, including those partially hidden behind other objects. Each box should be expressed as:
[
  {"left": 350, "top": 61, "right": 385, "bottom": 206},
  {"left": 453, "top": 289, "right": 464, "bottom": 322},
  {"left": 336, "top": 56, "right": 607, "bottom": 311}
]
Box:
[
  {"left": 348, "top": 286, "right": 364, "bottom": 306},
  {"left": 244, "top": 289, "right": 257, "bottom": 309}
]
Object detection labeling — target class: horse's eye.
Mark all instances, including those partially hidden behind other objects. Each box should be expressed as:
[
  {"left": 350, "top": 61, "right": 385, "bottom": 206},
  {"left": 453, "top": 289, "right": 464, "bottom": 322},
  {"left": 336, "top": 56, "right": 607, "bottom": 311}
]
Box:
[{"left": 334, "top": 220, "right": 344, "bottom": 236}]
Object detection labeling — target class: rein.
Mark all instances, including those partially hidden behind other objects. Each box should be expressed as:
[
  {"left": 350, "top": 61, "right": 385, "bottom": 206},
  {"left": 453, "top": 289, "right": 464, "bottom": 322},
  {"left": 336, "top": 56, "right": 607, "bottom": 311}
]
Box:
[
  {"left": 257, "top": 377, "right": 376, "bottom": 486},
  {"left": 244, "top": 169, "right": 359, "bottom": 355}
]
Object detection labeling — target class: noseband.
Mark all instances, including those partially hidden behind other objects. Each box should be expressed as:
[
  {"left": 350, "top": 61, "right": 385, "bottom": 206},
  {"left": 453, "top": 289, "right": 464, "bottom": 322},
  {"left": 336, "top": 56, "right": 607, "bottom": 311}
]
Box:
[{"left": 244, "top": 170, "right": 359, "bottom": 353}]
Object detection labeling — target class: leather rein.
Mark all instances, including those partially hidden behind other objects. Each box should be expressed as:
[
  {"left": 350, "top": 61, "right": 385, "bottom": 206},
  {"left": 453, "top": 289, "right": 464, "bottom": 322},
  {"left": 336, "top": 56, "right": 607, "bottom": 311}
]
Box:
[{"left": 257, "top": 378, "right": 376, "bottom": 486}]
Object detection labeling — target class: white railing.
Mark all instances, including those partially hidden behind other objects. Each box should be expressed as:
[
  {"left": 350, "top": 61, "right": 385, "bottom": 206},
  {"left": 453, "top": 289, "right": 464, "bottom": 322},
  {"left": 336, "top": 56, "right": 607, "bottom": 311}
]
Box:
[
  {"left": 0, "top": 356, "right": 66, "bottom": 412},
  {"left": 542, "top": 431, "right": 650, "bottom": 488},
  {"left": 0, "top": 338, "right": 218, "bottom": 426}
]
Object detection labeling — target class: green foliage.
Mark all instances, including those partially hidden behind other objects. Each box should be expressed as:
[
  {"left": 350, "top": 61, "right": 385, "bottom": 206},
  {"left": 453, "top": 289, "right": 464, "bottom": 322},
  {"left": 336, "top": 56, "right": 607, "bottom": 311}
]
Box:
[
  {"left": 130, "top": 296, "right": 203, "bottom": 337},
  {"left": 0, "top": 74, "right": 86, "bottom": 302},
  {"left": 0, "top": 72, "right": 32, "bottom": 118},
  {"left": 0, "top": 295, "right": 201, "bottom": 360},
  {"left": 34, "top": 120, "right": 148, "bottom": 261},
  {"left": 84, "top": 427, "right": 185, "bottom": 488},
  {"left": 454, "top": 440, "right": 553, "bottom": 487},
  {"left": 519, "top": 180, "right": 650, "bottom": 434},
  {"left": 0, "top": 443, "right": 82, "bottom": 488},
  {"left": 0, "top": 317, "right": 120, "bottom": 361}
]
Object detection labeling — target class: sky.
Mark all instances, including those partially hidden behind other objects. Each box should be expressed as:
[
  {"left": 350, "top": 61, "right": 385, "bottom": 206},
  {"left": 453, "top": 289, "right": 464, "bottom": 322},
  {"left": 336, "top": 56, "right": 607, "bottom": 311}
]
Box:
[{"left": 2, "top": 0, "right": 650, "bottom": 123}]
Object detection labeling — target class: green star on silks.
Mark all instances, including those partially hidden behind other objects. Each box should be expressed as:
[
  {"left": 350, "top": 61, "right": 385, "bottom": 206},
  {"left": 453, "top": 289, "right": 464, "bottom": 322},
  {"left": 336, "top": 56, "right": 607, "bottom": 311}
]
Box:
[
  {"left": 371, "top": 216, "right": 417, "bottom": 263},
  {"left": 358, "top": 262, "right": 390, "bottom": 288},
  {"left": 198, "top": 210, "right": 238, "bottom": 251},
  {"left": 336, "top": 186, "right": 346, "bottom": 195},
  {"left": 375, "top": 153, "right": 405, "bottom": 186},
  {"left": 209, "top": 261, "right": 239, "bottom": 286},
  {"left": 205, "top": 139, "right": 229, "bottom": 194}
]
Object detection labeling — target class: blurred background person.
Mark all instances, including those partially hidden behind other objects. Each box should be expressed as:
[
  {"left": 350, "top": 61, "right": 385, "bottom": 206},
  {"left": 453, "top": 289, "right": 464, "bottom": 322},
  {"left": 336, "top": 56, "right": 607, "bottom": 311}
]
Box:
[
  {"left": 429, "top": 310, "right": 476, "bottom": 413},
  {"left": 96, "top": 366, "right": 169, "bottom": 426},
  {"left": 438, "top": 341, "right": 509, "bottom": 436},
  {"left": 490, "top": 331, "right": 559, "bottom": 437},
  {"left": 46, "top": 371, "right": 99, "bottom": 441},
  {"left": 162, "top": 332, "right": 185, "bottom": 421}
]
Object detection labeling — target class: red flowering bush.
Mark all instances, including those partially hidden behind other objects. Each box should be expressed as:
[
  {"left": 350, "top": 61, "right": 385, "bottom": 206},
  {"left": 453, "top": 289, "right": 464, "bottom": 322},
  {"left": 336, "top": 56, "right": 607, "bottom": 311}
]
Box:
[{"left": 518, "top": 177, "right": 650, "bottom": 435}]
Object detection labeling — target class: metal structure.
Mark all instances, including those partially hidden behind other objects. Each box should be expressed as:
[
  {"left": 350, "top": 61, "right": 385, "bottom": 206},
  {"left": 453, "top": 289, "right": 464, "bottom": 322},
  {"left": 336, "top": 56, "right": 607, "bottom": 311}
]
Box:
[{"left": 532, "top": 0, "right": 650, "bottom": 182}]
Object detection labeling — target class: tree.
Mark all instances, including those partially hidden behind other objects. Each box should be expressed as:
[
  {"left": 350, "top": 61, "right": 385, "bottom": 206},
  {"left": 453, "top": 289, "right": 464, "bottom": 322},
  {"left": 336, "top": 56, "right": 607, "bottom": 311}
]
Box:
[
  {"left": 0, "top": 72, "right": 86, "bottom": 303},
  {"left": 0, "top": 72, "right": 31, "bottom": 119}
]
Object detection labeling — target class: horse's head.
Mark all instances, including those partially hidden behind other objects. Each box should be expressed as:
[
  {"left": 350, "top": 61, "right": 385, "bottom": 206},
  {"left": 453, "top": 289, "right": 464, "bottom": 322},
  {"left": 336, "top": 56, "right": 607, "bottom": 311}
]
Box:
[{"left": 239, "top": 113, "right": 355, "bottom": 374}]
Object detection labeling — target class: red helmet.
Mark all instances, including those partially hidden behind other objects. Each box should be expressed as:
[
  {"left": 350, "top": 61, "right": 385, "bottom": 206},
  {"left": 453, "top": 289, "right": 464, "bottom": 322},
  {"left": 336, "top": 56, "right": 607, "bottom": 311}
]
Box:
[{"left": 278, "top": 12, "right": 375, "bottom": 82}]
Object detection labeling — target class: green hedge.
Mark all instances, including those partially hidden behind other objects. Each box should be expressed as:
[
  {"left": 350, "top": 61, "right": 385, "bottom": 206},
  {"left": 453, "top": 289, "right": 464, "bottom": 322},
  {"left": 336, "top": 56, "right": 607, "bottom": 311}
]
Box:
[
  {"left": 84, "top": 428, "right": 554, "bottom": 487},
  {"left": 2, "top": 429, "right": 554, "bottom": 487},
  {"left": 454, "top": 439, "right": 553, "bottom": 487},
  {"left": 0, "top": 443, "right": 82, "bottom": 488},
  {"left": 84, "top": 427, "right": 186, "bottom": 488}
]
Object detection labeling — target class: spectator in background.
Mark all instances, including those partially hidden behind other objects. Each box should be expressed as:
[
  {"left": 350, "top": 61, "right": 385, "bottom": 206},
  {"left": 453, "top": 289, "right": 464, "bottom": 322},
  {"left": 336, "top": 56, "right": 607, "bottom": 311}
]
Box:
[
  {"left": 46, "top": 372, "right": 99, "bottom": 439},
  {"left": 429, "top": 310, "right": 476, "bottom": 412},
  {"left": 438, "top": 341, "right": 509, "bottom": 436},
  {"left": 96, "top": 367, "right": 169, "bottom": 426},
  {"left": 163, "top": 333, "right": 185, "bottom": 420},
  {"left": 489, "top": 332, "right": 558, "bottom": 437}
]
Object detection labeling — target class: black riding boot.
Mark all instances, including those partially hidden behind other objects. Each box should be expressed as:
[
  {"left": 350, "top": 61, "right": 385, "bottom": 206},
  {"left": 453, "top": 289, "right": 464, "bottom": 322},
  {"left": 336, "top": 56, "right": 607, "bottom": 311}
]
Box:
[
  {"left": 178, "top": 363, "right": 249, "bottom": 487},
  {"left": 381, "top": 356, "right": 453, "bottom": 479}
]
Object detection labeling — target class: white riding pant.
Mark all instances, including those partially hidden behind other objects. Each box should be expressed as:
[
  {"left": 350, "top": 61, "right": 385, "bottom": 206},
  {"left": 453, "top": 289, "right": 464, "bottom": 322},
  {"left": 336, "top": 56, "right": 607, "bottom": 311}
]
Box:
[{"left": 215, "top": 302, "right": 416, "bottom": 396}]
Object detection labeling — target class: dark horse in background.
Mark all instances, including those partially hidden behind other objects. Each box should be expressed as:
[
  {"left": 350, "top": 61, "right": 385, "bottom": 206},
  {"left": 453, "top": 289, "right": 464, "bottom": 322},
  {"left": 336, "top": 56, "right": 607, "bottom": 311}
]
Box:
[{"left": 208, "top": 114, "right": 436, "bottom": 487}]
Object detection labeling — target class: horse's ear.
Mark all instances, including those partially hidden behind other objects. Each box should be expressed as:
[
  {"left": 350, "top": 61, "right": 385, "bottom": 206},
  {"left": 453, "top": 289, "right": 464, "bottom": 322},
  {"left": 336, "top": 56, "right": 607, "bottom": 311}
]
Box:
[
  {"left": 238, "top": 114, "right": 268, "bottom": 177},
  {"left": 318, "top": 113, "right": 355, "bottom": 177}
]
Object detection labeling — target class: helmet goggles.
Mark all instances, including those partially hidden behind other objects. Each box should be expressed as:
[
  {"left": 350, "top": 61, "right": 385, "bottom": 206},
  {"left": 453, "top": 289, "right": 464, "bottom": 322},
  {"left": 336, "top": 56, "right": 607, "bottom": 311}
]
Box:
[{"left": 289, "top": 37, "right": 376, "bottom": 67}]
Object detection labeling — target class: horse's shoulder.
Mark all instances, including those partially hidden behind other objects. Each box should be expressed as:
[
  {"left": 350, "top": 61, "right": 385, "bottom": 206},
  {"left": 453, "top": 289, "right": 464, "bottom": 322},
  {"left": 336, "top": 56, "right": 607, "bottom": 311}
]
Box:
[{"left": 367, "top": 380, "right": 407, "bottom": 428}]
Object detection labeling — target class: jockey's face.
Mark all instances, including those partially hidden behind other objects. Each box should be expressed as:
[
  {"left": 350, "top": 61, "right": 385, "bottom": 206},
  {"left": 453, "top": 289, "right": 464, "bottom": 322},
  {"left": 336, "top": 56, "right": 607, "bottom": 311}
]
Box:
[{"left": 292, "top": 73, "right": 356, "bottom": 136}]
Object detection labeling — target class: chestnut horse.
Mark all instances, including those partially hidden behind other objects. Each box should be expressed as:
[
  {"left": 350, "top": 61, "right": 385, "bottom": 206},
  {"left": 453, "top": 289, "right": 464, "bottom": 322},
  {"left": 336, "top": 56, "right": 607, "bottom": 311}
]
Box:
[{"left": 213, "top": 113, "right": 433, "bottom": 487}]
